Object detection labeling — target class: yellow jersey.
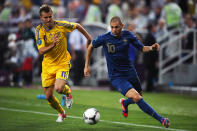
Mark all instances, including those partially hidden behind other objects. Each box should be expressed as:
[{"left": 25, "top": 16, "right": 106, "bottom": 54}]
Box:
[{"left": 35, "top": 20, "right": 77, "bottom": 69}]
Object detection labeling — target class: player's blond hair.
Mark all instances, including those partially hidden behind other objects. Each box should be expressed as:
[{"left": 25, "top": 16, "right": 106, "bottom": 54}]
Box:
[{"left": 39, "top": 4, "right": 52, "bottom": 16}]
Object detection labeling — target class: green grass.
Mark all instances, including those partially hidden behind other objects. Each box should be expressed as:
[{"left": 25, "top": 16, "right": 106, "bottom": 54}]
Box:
[{"left": 0, "top": 87, "right": 197, "bottom": 131}]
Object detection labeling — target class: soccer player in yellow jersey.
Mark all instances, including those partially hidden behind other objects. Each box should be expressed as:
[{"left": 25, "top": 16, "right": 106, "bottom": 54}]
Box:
[{"left": 35, "top": 4, "right": 92, "bottom": 122}]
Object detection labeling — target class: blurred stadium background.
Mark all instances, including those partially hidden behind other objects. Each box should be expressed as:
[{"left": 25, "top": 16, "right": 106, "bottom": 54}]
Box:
[
  {"left": 0, "top": 0, "right": 197, "bottom": 93},
  {"left": 0, "top": 0, "right": 197, "bottom": 130}
]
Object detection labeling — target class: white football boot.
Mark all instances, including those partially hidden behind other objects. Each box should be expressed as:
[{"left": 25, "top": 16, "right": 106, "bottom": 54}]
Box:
[{"left": 56, "top": 111, "right": 66, "bottom": 122}]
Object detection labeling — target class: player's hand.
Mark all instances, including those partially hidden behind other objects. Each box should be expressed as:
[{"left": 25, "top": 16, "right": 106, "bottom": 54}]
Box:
[
  {"left": 84, "top": 67, "right": 91, "bottom": 78},
  {"left": 152, "top": 43, "right": 160, "bottom": 51}
]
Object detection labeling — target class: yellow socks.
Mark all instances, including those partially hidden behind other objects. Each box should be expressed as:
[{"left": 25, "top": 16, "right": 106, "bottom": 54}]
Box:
[
  {"left": 61, "top": 85, "right": 71, "bottom": 97},
  {"left": 48, "top": 85, "right": 72, "bottom": 114},
  {"left": 48, "top": 96, "right": 64, "bottom": 114}
]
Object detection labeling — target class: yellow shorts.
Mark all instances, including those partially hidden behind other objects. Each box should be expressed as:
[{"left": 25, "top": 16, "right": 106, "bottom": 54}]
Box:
[{"left": 41, "top": 63, "right": 71, "bottom": 87}]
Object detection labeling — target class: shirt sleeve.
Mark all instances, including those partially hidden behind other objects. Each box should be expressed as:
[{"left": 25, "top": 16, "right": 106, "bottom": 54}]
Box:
[
  {"left": 35, "top": 25, "right": 45, "bottom": 50},
  {"left": 92, "top": 35, "right": 105, "bottom": 48},
  {"left": 129, "top": 32, "right": 144, "bottom": 51},
  {"left": 57, "top": 21, "right": 77, "bottom": 33}
]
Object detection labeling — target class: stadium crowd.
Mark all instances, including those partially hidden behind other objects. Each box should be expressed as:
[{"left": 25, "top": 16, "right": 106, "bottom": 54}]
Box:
[{"left": 0, "top": 0, "right": 196, "bottom": 90}]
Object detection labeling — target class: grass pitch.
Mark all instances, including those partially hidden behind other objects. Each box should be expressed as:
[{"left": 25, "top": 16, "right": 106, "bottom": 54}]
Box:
[{"left": 0, "top": 87, "right": 197, "bottom": 131}]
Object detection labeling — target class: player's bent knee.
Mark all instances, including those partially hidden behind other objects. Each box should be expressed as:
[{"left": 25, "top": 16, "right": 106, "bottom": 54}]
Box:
[
  {"left": 46, "top": 95, "right": 53, "bottom": 102},
  {"left": 55, "top": 88, "right": 62, "bottom": 93},
  {"left": 133, "top": 95, "right": 142, "bottom": 103},
  {"left": 55, "top": 86, "right": 64, "bottom": 94}
]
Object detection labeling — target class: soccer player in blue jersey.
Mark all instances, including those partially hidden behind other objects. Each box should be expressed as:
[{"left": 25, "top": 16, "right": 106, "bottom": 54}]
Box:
[{"left": 84, "top": 16, "right": 170, "bottom": 128}]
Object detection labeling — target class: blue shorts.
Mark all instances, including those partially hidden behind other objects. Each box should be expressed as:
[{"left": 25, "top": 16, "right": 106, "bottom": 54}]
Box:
[{"left": 111, "top": 77, "right": 142, "bottom": 96}]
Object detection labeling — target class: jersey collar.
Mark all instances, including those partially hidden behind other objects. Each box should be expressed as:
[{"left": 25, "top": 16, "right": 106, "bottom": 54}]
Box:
[
  {"left": 42, "top": 21, "right": 56, "bottom": 31},
  {"left": 110, "top": 31, "right": 122, "bottom": 39}
]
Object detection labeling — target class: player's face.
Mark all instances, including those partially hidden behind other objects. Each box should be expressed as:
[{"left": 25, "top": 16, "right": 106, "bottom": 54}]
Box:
[
  {"left": 40, "top": 11, "right": 54, "bottom": 28},
  {"left": 110, "top": 21, "right": 123, "bottom": 37}
]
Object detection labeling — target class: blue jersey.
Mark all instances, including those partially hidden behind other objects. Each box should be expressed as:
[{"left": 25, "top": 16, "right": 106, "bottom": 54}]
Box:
[
  {"left": 92, "top": 30, "right": 144, "bottom": 81},
  {"left": 129, "top": 44, "right": 137, "bottom": 63}
]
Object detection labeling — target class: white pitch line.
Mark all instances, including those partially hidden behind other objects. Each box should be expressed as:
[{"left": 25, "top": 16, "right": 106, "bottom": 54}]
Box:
[{"left": 0, "top": 107, "right": 186, "bottom": 131}]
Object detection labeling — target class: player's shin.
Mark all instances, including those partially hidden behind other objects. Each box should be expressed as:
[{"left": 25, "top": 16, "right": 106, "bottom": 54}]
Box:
[
  {"left": 136, "top": 98, "right": 163, "bottom": 122},
  {"left": 62, "top": 85, "right": 71, "bottom": 97},
  {"left": 61, "top": 84, "right": 73, "bottom": 108},
  {"left": 48, "top": 96, "right": 64, "bottom": 114}
]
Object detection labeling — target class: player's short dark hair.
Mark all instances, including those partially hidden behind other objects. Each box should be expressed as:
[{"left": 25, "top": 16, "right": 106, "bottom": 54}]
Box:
[
  {"left": 39, "top": 4, "right": 52, "bottom": 16},
  {"left": 110, "top": 16, "right": 122, "bottom": 24}
]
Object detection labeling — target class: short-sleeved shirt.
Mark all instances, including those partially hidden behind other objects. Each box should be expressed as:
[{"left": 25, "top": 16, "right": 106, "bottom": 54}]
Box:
[
  {"left": 35, "top": 20, "right": 77, "bottom": 87},
  {"left": 35, "top": 20, "right": 77, "bottom": 70},
  {"left": 92, "top": 30, "right": 144, "bottom": 81}
]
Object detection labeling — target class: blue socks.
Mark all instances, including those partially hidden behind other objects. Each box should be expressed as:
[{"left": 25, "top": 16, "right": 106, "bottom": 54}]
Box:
[
  {"left": 123, "top": 98, "right": 163, "bottom": 123},
  {"left": 136, "top": 98, "right": 163, "bottom": 122},
  {"left": 123, "top": 98, "right": 135, "bottom": 107}
]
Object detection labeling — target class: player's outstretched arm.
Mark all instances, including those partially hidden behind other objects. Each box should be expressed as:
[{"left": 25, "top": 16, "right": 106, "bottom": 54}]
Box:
[
  {"left": 76, "top": 24, "right": 92, "bottom": 48},
  {"left": 142, "top": 43, "right": 160, "bottom": 53},
  {"left": 84, "top": 44, "right": 94, "bottom": 78}
]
